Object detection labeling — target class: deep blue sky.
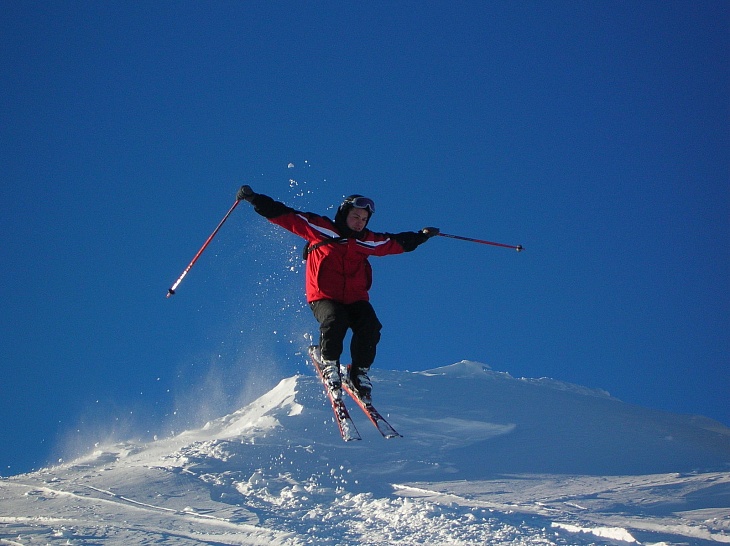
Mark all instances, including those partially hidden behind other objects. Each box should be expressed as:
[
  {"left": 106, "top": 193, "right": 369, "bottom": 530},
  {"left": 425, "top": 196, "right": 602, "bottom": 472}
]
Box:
[{"left": 2, "top": 1, "right": 728, "bottom": 474}]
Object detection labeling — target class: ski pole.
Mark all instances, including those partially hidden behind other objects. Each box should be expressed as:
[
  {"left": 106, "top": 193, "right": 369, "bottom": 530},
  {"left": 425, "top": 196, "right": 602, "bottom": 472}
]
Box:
[
  {"left": 166, "top": 199, "right": 241, "bottom": 298},
  {"left": 437, "top": 232, "right": 524, "bottom": 252}
]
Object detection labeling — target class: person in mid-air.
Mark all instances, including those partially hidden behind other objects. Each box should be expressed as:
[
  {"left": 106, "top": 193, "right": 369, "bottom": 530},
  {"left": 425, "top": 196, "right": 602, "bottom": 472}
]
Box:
[{"left": 237, "top": 185, "right": 438, "bottom": 402}]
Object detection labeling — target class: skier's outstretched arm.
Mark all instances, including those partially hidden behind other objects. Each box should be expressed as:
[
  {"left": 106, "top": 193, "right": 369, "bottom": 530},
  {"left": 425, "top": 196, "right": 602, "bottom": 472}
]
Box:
[{"left": 237, "top": 185, "right": 336, "bottom": 242}]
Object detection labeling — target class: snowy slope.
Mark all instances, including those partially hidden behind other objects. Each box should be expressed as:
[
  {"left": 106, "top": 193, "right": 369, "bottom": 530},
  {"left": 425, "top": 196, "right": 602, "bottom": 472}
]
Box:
[{"left": 1, "top": 361, "right": 729, "bottom": 545}]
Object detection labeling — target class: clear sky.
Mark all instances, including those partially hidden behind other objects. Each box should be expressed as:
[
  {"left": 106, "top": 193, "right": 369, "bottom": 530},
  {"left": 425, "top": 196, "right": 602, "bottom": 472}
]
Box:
[{"left": 2, "top": 1, "right": 728, "bottom": 474}]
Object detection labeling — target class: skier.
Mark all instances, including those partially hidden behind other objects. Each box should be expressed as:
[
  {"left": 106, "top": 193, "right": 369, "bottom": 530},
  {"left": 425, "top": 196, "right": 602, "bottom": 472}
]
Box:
[{"left": 237, "top": 185, "right": 438, "bottom": 402}]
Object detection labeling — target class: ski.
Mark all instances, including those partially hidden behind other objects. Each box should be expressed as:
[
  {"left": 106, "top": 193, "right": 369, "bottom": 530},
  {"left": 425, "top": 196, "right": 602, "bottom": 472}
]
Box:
[
  {"left": 308, "top": 346, "right": 361, "bottom": 442},
  {"left": 342, "top": 370, "right": 402, "bottom": 439}
]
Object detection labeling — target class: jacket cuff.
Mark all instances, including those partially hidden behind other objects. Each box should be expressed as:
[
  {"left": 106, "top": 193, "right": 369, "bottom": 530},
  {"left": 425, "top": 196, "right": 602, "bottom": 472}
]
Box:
[{"left": 392, "top": 231, "right": 429, "bottom": 252}]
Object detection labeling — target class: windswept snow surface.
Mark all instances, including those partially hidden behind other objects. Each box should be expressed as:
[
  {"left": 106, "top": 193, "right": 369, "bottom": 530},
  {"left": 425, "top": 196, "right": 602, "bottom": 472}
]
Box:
[{"left": 2, "top": 361, "right": 729, "bottom": 545}]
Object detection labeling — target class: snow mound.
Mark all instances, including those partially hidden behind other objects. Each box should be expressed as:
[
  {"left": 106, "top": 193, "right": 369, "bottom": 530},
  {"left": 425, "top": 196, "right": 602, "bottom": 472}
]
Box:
[{"left": 1, "top": 364, "right": 729, "bottom": 545}]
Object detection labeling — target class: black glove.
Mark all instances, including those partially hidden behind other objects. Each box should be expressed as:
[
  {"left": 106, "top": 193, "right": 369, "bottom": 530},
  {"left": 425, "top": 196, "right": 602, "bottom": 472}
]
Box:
[
  {"left": 421, "top": 227, "right": 440, "bottom": 238},
  {"left": 237, "top": 185, "right": 256, "bottom": 202}
]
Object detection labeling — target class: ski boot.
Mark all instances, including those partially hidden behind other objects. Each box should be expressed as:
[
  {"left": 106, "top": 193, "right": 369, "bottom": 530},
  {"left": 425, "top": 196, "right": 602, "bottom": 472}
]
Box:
[
  {"left": 321, "top": 359, "right": 342, "bottom": 400},
  {"left": 350, "top": 366, "right": 372, "bottom": 403}
]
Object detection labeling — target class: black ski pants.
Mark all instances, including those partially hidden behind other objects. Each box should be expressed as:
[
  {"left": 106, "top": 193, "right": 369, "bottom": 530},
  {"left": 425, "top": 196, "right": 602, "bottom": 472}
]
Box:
[{"left": 309, "top": 299, "right": 382, "bottom": 371}]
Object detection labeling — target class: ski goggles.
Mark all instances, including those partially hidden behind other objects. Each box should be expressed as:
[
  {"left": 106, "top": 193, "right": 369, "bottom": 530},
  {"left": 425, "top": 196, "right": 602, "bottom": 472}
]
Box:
[{"left": 345, "top": 196, "right": 376, "bottom": 214}]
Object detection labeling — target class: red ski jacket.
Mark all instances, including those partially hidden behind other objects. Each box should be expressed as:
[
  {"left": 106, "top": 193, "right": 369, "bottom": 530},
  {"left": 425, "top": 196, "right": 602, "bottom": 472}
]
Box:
[{"left": 251, "top": 194, "right": 427, "bottom": 304}]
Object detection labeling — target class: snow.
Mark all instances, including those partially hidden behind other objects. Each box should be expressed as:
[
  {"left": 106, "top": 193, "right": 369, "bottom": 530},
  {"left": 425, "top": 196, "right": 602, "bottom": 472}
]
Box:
[{"left": 1, "top": 360, "right": 729, "bottom": 545}]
